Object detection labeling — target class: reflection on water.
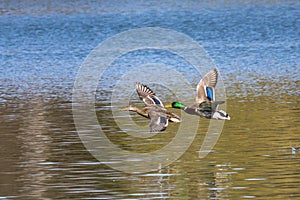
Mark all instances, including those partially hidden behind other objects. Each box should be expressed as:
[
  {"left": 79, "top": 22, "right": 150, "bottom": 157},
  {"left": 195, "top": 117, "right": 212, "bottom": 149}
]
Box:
[
  {"left": 1, "top": 1, "right": 300, "bottom": 199},
  {"left": 17, "top": 101, "right": 51, "bottom": 198},
  {"left": 1, "top": 93, "right": 299, "bottom": 199}
]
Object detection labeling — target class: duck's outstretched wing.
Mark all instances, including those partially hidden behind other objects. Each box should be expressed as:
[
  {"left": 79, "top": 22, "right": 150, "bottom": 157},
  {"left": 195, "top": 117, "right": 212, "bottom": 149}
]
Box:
[
  {"left": 195, "top": 69, "right": 218, "bottom": 105},
  {"left": 148, "top": 106, "right": 168, "bottom": 132},
  {"left": 135, "top": 82, "right": 164, "bottom": 107}
]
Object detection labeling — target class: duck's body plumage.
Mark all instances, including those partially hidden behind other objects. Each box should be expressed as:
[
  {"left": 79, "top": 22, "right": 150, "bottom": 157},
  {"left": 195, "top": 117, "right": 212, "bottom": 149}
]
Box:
[
  {"left": 122, "top": 83, "right": 181, "bottom": 132},
  {"left": 169, "top": 69, "right": 230, "bottom": 120}
]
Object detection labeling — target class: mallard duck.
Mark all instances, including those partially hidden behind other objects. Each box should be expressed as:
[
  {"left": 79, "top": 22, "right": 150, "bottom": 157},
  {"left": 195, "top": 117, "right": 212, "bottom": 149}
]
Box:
[
  {"left": 122, "top": 82, "right": 181, "bottom": 132},
  {"left": 290, "top": 145, "right": 300, "bottom": 155},
  {"left": 167, "top": 69, "right": 230, "bottom": 120}
]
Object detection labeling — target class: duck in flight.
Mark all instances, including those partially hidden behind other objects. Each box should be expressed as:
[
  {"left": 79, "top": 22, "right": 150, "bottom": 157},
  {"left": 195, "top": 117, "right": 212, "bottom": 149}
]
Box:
[
  {"left": 122, "top": 82, "right": 181, "bottom": 132},
  {"left": 167, "top": 69, "right": 230, "bottom": 120}
]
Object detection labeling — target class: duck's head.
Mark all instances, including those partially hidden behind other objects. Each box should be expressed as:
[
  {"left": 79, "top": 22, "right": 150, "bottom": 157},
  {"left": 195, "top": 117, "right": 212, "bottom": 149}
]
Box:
[{"left": 166, "top": 102, "right": 186, "bottom": 109}]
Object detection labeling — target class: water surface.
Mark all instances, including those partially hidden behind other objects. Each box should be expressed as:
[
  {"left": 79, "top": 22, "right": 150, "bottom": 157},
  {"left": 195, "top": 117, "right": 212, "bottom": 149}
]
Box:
[{"left": 0, "top": 1, "right": 299, "bottom": 199}]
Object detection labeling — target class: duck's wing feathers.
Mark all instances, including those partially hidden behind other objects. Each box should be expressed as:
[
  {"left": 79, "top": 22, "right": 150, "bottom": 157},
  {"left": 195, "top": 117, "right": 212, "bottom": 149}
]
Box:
[
  {"left": 195, "top": 69, "right": 218, "bottom": 104},
  {"left": 135, "top": 82, "right": 164, "bottom": 107},
  {"left": 199, "top": 101, "right": 225, "bottom": 112},
  {"left": 166, "top": 111, "right": 181, "bottom": 123},
  {"left": 148, "top": 106, "right": 168, "bottom": 132}
]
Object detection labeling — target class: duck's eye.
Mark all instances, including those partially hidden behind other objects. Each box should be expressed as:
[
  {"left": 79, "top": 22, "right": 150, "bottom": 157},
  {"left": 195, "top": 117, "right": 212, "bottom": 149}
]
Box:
[{"left": 225, "top": 114, "right": 228, "bottom": 117}]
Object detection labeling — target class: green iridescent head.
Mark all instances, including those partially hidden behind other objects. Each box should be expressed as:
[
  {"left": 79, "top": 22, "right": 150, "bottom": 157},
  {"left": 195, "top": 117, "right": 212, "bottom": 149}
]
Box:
[{"left": 171, "top": 102, "right": 186, "bottom": 109}]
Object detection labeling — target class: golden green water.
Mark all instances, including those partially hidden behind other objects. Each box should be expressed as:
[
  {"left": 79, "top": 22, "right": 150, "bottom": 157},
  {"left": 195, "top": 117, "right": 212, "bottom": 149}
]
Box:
[{"left": 1, "top": 92, "right": 299, "bottom": 199}]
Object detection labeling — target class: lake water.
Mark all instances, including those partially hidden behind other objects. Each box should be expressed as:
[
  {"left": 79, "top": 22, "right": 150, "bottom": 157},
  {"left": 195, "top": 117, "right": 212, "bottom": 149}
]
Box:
[{"left": 1, "top": 1, "right": 299, "bottom": 199}]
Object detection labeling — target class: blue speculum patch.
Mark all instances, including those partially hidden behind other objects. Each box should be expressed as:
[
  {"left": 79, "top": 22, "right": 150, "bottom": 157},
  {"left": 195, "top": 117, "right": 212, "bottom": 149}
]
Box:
[
  {"left": 206, "top": 87, "right": 213, "bottom": 101},
  {"left": 153, "top": 97, "right": 161, "bottom": 105}
]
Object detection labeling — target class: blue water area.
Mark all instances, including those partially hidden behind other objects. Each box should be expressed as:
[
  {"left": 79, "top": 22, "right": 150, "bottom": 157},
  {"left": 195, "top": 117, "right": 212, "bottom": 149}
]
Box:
[{"left": 0, "top": 1, "right": 299, "bottom": 102}]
